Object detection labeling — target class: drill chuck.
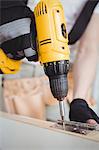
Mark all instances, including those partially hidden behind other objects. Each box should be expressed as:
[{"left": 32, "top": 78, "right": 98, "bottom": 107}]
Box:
[{"left": 44, "top": 60, "right": 69, "bottom": 100}]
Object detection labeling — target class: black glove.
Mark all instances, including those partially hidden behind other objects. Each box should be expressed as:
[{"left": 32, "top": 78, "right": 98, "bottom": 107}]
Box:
[
  {"left": 0, "top": 0, "right": 38, "bottom": 61},
  {"left": 69, "top": 99, "right": 99, "bottom": 124}
]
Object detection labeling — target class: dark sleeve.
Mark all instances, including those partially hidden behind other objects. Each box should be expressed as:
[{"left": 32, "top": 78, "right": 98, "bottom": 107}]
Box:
[
  {"left": 0, "top": 0, "right": 33, "bottom": 25},
  {"left": 0, "top": 0, "right": 28, "bottom": 8}
]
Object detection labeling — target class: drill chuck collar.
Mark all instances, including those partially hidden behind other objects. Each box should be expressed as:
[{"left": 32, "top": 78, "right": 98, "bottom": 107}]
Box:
[{"left": 44, "top": 60, "right": 70, "bottom": 100}]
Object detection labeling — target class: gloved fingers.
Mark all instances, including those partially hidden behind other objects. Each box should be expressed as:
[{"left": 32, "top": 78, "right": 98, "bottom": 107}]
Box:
[
  {"left": 1, "top": 19, "right": 38, "bottom": 61},
  {"left": 1, "top": 18, "right": 30, "bottom": 59},
  {"left": 69, "top": 99, "right": 99, "bottom": 124}
]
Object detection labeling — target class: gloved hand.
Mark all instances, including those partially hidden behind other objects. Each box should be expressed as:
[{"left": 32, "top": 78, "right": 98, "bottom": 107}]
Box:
[
  {"left": 69, "top": 99, "right": 99, "bottom": 124},
  {"left": 0, "top": 0, "right": 38, "bottom": 62}
]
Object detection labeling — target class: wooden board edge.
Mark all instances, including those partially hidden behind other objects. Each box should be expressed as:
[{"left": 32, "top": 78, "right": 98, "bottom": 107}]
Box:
[{"left": 0, "top": 111, "right": 99, "bottom": 142}]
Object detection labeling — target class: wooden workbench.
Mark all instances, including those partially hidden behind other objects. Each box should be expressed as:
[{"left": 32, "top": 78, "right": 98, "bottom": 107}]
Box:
[{"left": 0, "top": 112, "right": 99, "bottom": 150}]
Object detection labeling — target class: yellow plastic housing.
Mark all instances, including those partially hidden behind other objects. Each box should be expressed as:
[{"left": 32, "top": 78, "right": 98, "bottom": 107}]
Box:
[
  {"left": 34, "top": 0, "right": 70, "bottom": 63},
  {"left": 0, "top": 48, "right": 21, "bottom": 74}
]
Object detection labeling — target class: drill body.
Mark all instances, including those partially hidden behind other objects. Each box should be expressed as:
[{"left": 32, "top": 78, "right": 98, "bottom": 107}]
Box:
[{"left": 34, "top": 0, "right": 70, "bottom": 121}]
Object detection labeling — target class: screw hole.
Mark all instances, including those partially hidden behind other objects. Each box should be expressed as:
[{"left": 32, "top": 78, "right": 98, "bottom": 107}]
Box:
[{"left": 57, "top": 10, "right": 59, "bottom": 13}]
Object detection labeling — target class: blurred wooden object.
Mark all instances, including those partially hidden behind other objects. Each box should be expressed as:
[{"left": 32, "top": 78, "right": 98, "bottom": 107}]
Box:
[
  {"left": 4, "top": 77, "right": 46, "bottom": 119},
  {"left": 3, "top": 76, "right": 58, "bottom": 119}
]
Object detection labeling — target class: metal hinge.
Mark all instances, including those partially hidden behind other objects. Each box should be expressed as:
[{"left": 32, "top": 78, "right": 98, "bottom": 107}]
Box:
[{"left": 54, "top": 120, "right": 99, "bottom": 135}]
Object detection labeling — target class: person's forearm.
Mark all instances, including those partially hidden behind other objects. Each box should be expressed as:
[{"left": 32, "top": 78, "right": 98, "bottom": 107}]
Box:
[{"left": 73, "top": 13, "right": 99, "bottom": 100}]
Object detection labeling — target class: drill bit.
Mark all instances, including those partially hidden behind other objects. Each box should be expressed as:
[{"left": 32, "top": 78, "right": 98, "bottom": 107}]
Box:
[{"left": 59, "top": 99, "right": 65, "bottom": 130}]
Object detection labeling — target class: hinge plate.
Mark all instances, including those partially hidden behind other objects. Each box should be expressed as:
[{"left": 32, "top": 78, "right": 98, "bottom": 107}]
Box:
[{"left": 53, "top": 120, "right": 99, "bottom": 135}]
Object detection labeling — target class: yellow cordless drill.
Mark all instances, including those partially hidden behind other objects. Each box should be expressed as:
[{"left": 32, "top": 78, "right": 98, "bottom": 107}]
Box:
[
  {"left": 0, "top": 0, "right": 70, "bottom": 125},
  {"left": 34, "top": 0, "right": 70, "bottom": 124}
]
